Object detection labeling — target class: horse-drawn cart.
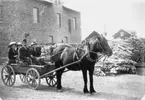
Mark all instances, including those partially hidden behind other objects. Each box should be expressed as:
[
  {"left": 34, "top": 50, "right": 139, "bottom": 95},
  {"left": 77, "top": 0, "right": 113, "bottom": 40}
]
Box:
[{"left": 1, "top": 62, "right": 57, "bottom": 90}]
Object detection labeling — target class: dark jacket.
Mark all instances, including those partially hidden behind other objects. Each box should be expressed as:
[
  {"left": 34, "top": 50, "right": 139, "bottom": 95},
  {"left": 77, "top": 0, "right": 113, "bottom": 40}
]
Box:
[
  {"left": 8, "top": 48, "right": 18, "bottom": 60},
  {"left": 19, "top": 46, "right": 30, "bottom": 61},
  {"left": 29, "top": 46, "right": 41, "bottom": 57}
]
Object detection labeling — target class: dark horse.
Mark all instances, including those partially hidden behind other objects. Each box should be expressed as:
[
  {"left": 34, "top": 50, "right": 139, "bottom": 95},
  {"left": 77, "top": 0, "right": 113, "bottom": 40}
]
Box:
[{"left": 50, "top": 32, "right": 112, "bottom": 94}]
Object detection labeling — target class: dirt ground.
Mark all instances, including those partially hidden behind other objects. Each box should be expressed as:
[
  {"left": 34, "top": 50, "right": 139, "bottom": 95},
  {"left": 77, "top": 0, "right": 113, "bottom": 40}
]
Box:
[{"left": 0, "top": 65, "right": 145, "bottom": 100}]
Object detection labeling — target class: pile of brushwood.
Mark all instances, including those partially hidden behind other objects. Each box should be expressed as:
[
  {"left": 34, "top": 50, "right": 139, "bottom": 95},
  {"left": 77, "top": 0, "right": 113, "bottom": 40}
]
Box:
[{"left": 94, "top": 37, "right": 145, "bottom": 76}]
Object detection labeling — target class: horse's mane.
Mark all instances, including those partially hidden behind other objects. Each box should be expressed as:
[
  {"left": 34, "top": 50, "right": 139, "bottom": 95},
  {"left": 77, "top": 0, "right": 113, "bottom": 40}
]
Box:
[{"left": 79, "top": 36, "right": 99, "bottom": 49}]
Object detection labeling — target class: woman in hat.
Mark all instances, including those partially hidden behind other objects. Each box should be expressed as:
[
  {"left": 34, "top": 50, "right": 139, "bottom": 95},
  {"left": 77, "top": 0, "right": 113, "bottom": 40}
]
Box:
[
  {"left": 17, "top": 42, "right": 22, "bottom": 51},
  {"left": 8, "top": 42, "right": 18, "bottom": 63}
]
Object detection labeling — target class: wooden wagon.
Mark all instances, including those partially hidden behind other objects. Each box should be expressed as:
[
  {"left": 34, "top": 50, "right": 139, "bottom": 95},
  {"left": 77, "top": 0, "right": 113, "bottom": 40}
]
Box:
[{"left": 1, "top": 62, "right": 57, "bottom": 90}]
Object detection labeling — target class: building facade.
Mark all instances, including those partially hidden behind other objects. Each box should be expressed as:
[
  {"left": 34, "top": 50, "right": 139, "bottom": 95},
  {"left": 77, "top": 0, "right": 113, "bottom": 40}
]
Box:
[
  {"left": 0, "top": 0, "right": 81, "bottom": 57},
  {"left": 113, "top": 29, "right": 136, "bottom": 40}
]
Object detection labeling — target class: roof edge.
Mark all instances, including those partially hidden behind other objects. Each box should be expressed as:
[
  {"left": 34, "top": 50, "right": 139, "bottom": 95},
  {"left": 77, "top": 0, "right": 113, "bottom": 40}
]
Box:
[{"left": 62, "top": 5, "right": 80, "bottom": 13}]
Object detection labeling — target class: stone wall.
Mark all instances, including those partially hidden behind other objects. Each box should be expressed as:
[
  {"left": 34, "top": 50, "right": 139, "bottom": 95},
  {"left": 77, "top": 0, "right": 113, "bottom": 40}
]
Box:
[{"left": 0, "top": 0, "right": 81, "bottom": 59}]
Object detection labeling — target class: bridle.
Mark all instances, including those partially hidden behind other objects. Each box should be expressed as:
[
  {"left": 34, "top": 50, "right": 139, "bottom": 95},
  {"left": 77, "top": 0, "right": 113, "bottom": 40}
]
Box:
[{"left": 85, "top": 38, "right": 107, "bottom": 62}]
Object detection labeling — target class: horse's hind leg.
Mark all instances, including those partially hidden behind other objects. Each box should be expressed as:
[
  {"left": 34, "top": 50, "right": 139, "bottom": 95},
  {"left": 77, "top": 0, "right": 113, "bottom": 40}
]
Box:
[
  {"left": 82, "top": 69, "right": 89, "bottom": 93},
  {"left": 89, "top": 67, "right": 96, "bottom": 94}
]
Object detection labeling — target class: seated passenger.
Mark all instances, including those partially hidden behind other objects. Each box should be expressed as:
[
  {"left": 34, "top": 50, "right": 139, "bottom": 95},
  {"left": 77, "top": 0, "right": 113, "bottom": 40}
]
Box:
[
  {"left": 30, "top": 42, "right": 41, "bottom": 57},
  {"left": 8, "top": 42, "right": 18, "bottom": 63},
  {"left": 17, "top": 42, "right": 22, "bottom": 51},
  {"left": 19, "top": 39, "right": 31, "bottom": 65},
  {"left": 29, "top": 42, "right": 46, "bottom": 65}
]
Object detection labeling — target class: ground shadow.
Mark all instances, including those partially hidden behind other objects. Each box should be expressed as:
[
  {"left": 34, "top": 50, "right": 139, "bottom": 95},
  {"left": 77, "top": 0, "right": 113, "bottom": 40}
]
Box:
[
  {"left": 92, "top": 92, "right": 140, "bottom": 100},
  {"left": 13, "top": 84, "right": 29, "bottom": 89},
  {"left": 12, "top": 84, "right": 141, "bottom": 100},
  {"left": 66, "top": 89, "right": 140, "bottom": 100}
]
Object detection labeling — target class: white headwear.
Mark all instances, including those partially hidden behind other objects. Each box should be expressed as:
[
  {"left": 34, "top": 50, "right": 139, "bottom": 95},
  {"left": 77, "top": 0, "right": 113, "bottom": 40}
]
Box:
[
  {"left": 31, "top": 42, "right": 37, "bottom": 46},
  {"left": 17, "top": 42, "right": 22, "bottom": 45},
  {"left": 9, "top": 42, "right": 16, "bottom": 46}
]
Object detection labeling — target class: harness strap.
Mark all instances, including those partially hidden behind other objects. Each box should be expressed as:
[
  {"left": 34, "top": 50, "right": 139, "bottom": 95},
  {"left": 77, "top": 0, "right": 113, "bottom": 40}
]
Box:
[
  {"left": 73, "top": 51, "right": 79, "bottom": 61},
  {"left": 60, "top": 48, "right": 67, "bottom": 60}
]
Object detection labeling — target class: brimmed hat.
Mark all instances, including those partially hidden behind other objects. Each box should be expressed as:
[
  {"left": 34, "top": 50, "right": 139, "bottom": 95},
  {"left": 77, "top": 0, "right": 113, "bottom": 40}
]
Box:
[
  {"left": 31, "top": 42, "right": 37, "bottom": 46},
  {"left": 17, "top": 42, "right": 22, "bottom": 46},
  {"left": 9, "top": 42, "right": 16, "bottom": 47}
]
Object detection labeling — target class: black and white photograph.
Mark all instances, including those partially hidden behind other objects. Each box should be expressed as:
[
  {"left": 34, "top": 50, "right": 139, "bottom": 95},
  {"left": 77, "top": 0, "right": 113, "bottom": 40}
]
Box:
[{"left": 0, "top": 0, "right": 145, "bottom": 100}]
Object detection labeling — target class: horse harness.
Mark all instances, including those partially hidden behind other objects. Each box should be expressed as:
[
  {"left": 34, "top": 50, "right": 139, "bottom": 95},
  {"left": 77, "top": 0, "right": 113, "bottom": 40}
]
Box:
[{"left": 75, "top": 38, "right": 107, "bottom": 63}]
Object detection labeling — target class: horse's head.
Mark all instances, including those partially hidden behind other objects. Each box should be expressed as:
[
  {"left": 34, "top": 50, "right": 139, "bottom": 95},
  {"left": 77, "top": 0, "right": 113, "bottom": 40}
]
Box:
[{"left": 86, "top": 33, "right": 112, "bottom": 57}]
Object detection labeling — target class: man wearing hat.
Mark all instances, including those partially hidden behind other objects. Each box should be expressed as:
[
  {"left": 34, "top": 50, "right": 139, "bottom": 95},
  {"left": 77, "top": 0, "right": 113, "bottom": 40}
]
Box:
[
  {"left": 19, "top": 39, "right": 31, "bottom": 65},
  {"left": 29, "top": 41, "right": 46, "bottom": 65},
  {"left": 8, "top": 42, "right": 18, "bottom": 63},
  {"left": 17, "top": 42, "right": 22, "bottom": 51},
  {"left": 30, "top": 42, "right": 39, "bottom": 57}
]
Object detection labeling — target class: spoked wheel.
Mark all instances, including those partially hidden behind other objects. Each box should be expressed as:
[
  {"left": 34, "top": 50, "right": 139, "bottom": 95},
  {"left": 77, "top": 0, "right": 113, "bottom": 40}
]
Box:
[
  {"left": 1, "top": 65, "right": 16, "bottom": 86},
  {"left": 26, "top": 68, "right": 40, "bottom": 90},
  {"left": 45, "top": 72, "right": 57, "bottom": 87},
  {"left": 19, "top": 74, "right": 26, "bottom": 83}
]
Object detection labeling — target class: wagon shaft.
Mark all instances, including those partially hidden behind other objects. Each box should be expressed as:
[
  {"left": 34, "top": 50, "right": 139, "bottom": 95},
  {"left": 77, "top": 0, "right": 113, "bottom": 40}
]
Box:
[{"left": 40, "top": 60, "right": 81, "bottom": 78}]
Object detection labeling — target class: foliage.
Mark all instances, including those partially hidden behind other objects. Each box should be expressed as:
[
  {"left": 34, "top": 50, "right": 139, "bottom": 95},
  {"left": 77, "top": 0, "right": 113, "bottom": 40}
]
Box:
[
  {"left": 94, "top": 36, "right": 145, "bottom": 76},
  {"left": 130, "top": 37, "right": 145, "bottom": 62}
]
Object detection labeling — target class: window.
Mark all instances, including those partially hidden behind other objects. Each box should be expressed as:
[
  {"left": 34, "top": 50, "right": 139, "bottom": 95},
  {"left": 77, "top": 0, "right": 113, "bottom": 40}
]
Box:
[
  {"left": 57, "top": 13, "right": 61, "bottom": 27},
  {"left": 49, "top": 35, "right": 54, "bottom": 43},
  {"left": 68, "top": 19, "right": 71, "bottom": 33},
  {"left": 33, "top": 7, "right": 39, "bottom": 23},
  {"left": 0, "top": 5, "right": 3, "bottom": 22},
  {"left": 120, "top": 32, "right": 124, "bottom": 37},
  {"left": 64, "top": 37, "right": 68, "bottom": 43},
  {"left": 55, "top": 0, "right": 61, "bottom": 4},
  {"left": 72, "top": 17, "right": 77, "bottom": 29}
]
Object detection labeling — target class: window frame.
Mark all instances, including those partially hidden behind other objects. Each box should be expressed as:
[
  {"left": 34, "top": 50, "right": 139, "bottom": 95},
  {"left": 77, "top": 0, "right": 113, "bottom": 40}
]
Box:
[
  {"left": 49, "top": 35, "right": 54, "bottom": 43},
  {"left": 68, "top": 19, "right": 72, "bottom": 33},
  {"left": 33, "top": 7, "right": 39, "bottom": 23},
  {"left": 72, "top": 17, "right": 77, "bottom": 29},
  {"left": 0, "top": 5, "right": 3, "bottom": 22},
  {"left": 120, "top": 32, "right": 124, "bottom": 37},
  {"left": 57, "top": 13, "right": 61, "bottom": 27}
]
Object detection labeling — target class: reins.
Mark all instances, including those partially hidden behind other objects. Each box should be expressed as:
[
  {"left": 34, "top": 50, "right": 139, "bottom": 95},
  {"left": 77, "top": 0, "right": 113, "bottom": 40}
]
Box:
[
  {"left": 78, "top": 37, "right": 107, "bottom": 62},
  {"left": 87, "top": 43, "right": 105, "bottom": 62}
]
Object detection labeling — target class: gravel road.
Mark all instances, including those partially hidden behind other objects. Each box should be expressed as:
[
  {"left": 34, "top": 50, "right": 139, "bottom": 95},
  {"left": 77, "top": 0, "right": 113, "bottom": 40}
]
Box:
[{"left": 0, "top": 66, "right": 145, "bottom": 100}]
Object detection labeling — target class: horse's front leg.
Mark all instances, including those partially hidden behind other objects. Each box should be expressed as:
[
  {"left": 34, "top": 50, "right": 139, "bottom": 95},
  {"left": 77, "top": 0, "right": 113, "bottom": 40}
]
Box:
[
  {"left": 56, "top": 61, "right": 65, "bottom": 92},
  {"left": 82, "top": 69, "right": 89, "bottom": 93},
  {"left": 56, "top": 68, "right": 64, "bottom": 92},
  {"left": 89, "top": 67, "right": 96, "bottom": 94}
]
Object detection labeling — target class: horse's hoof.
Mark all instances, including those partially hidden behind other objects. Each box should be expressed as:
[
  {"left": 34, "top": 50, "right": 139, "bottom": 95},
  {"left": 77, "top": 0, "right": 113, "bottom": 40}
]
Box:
[
  {"left": 90, "top": 90, "right": 96, "bottom": 94},
  {"left": 57, "top": 89, "right": 63, "bottom": 92},
  {"left": 84, "top": 90, "right": 89, "bottom": 94}
]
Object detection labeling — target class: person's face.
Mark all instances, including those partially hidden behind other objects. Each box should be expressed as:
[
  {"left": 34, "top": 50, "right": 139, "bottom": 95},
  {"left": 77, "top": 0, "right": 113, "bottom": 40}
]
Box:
[
  {"left": 23, "top": 42, "right": 27, "bottom": 47},
  {"left": 12, "top": 44, "right": 16, "bottom": 49},
  {"left": 18, "top": 45, "right": 22, "bottom": 48}
]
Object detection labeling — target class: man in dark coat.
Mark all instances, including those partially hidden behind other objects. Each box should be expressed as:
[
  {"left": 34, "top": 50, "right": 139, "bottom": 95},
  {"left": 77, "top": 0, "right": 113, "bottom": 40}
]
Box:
[
  {"left": 29, "top": 42, "right": 46, "bottom": 65},
  {"left": 8, "top": 42, "right": 18, "bottom": 63},
  {"left": 19, "top": 39, "right": 31, "bottom": 65},
  {"left": 30, "top": 42, "right": 41, "bottom": 57}
]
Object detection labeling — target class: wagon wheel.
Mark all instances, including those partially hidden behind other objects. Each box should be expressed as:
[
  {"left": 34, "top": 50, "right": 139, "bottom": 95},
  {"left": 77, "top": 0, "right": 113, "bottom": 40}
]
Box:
[
  {"left": 19, "top": 74, "right": 26, "bottom": 83},
  {"left": 26, "top": 68, "right": 40, "bottom": 90},
  {"left": 1, "top": 65, "right": 16, "bottom": 86},
  {"left": 45, "top": 72, "right": 57, "bottom": 87}
]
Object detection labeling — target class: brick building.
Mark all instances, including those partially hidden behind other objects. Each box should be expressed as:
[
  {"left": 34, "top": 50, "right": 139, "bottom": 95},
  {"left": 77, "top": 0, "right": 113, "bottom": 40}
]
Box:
[{"left": 0, "top": 0, "right": 81, "bottom": 57}]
